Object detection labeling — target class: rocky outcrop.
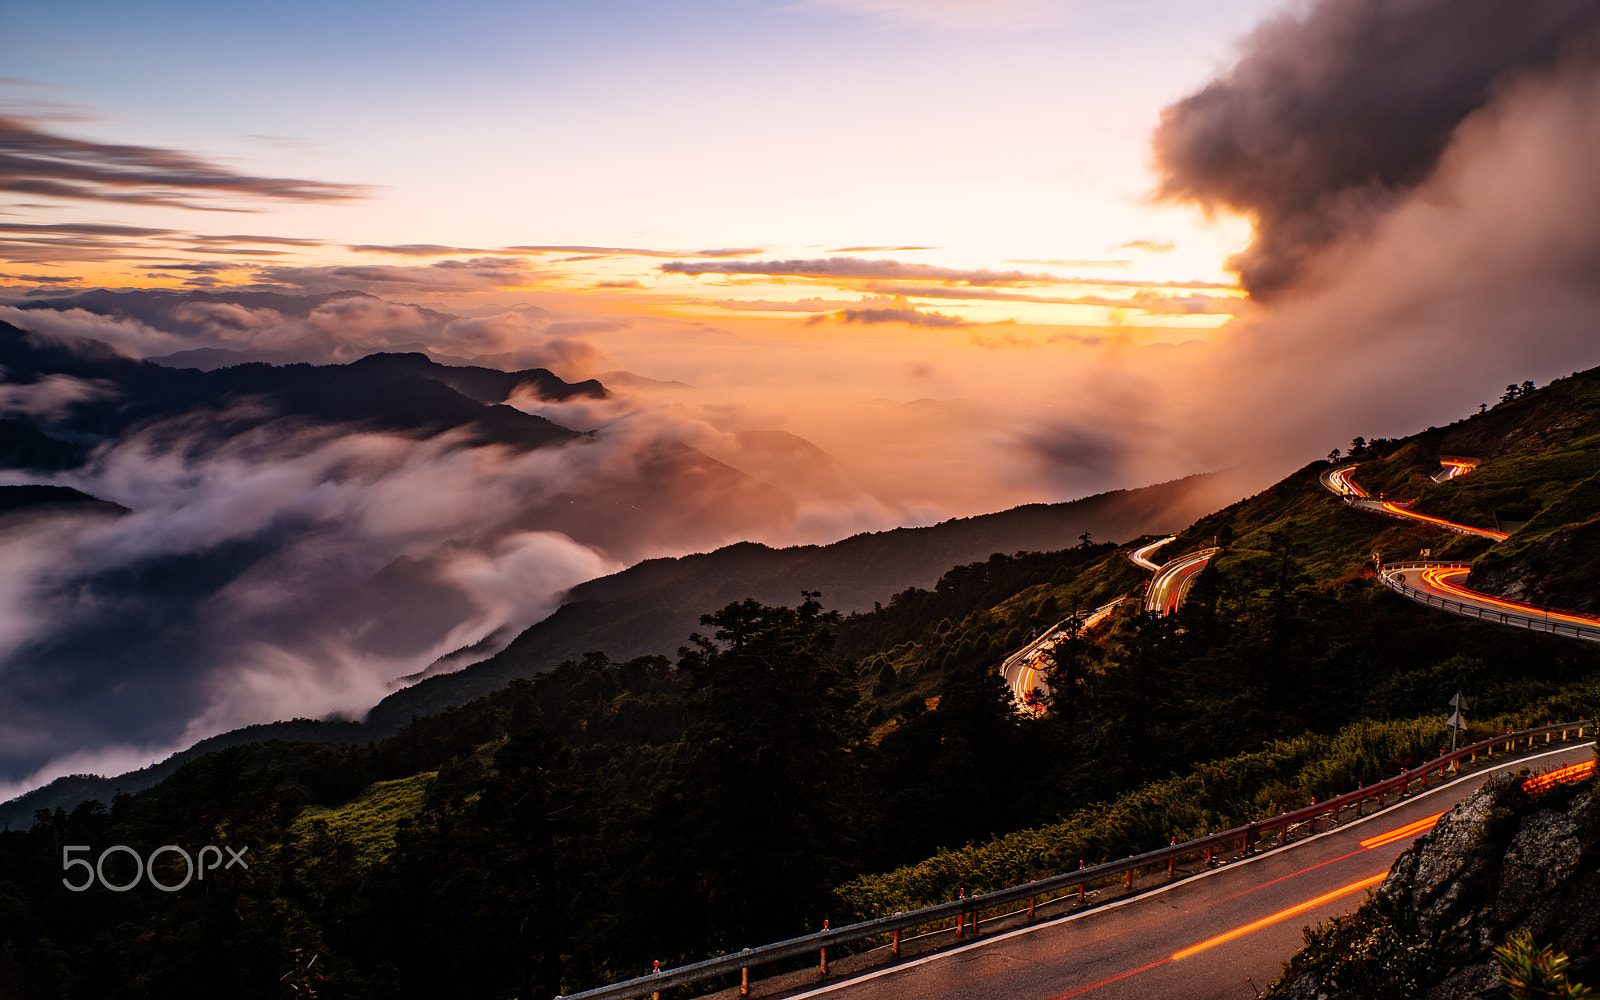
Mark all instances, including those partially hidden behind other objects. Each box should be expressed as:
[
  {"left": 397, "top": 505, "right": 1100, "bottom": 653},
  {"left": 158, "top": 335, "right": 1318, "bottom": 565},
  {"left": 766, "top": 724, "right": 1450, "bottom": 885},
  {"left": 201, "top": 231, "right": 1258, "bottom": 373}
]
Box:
[{"left": 1269, "top": 772, "right": 1598, "bottom": 999}]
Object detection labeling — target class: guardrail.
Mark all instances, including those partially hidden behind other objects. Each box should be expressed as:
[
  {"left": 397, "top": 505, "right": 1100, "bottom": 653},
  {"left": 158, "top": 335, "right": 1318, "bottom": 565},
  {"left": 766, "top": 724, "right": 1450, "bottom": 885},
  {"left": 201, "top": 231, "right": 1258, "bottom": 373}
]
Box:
[
  {"left": 556, "top": 719, "right": 1593, "bottom": 1000},
  {"left": 1143, "top": 546, "right": 1220, "bottom": 612},
  {"left": 998, "top": 598, "right": 1126, "bottom": 677},
  {"left": 1378, "top": 563, "right": 1600, "bottom": 644}
]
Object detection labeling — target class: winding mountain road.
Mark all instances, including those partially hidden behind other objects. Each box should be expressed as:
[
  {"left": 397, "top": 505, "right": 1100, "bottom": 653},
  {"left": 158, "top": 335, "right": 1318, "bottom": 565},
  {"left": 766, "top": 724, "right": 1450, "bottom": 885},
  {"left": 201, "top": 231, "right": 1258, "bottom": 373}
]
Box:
[
  {"left": 1001, "top": 599, "right": 1126, "bottom": 710},
  {"left": 1323, "top": 459, "right": 1600, "bottom": 640},
  {"left": 1143, "top": 547, "right": 1218, "bottom": 616},
  {"left": 774, "top": 744, "right": 1592, "bottom": 1000}
]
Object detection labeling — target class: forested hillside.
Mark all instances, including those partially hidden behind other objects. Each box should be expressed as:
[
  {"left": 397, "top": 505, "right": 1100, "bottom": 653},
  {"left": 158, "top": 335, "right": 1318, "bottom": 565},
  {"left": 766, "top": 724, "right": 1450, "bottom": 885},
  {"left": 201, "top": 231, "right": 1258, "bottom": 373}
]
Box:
[{"left": 4, "top": 369, "right": 1600, "bottom": 999}]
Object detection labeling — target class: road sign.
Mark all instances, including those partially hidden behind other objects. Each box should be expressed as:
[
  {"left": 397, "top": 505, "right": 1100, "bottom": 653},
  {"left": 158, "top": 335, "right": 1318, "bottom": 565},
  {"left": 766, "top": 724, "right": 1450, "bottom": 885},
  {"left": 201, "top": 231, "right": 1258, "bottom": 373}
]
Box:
[{"left": 1448, "top": 692, "right": 1468, "bottom": 750}]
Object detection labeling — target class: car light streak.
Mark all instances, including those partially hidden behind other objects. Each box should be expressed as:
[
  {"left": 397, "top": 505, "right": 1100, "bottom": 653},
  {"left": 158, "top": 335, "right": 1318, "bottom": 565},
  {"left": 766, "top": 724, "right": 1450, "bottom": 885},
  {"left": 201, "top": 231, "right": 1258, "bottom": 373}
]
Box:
[
  {"left": 1130, "top": 536, "right": 1177, "bottom": 571},
  {"left": 1170, "top": 874, "right": 1387, "bottom": 961},
  {"left": 1523, "top": 759, "right": 1595, "bottom": 794},
  {"left": 1048, "top": 958, "right": 1174, "bottom": 999},
  {"left": 1145, "top": 548, "right": 1218, "bottom": 614},
  {"left": 1326, "top": 466, "right": 1368, "bottom": 497},
  {"left": 1359, "top": 812, "right": 1444, "bottom": 849},
  {"left": 1419, "top": 565, "right": 1600, "bottom": 628},
  {"left": 1379, "top": 502, "right": 1508, "bottom": 540}
]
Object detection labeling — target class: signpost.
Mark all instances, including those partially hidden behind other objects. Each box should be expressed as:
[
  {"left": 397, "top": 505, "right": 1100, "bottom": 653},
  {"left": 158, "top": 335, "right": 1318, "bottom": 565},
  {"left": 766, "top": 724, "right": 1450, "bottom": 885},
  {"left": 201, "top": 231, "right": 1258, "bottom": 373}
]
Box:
[{"left": 1448, "top": 691, "right": 1469, "bottom": 751}]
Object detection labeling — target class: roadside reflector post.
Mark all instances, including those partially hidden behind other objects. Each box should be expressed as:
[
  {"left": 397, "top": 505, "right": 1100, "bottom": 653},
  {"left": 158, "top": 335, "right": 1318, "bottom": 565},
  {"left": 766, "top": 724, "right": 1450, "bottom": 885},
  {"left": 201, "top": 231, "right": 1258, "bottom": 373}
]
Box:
[
  {"left": 1125, "top": 867, "right": 1134, "bottom": 889},
  {"left": 956, "top": 890, "right": 965, "bottom": 938},
  {"left": 741, "top": 963, "right": 750, "bottom": 997},
  {"left": 652, "top": 959, "right": 662, "bottom": 1000},
  {"left": 1167, "top": 836, "right": 1177, "bottom": 876},
  {"left": 892, "top": 926, "right": 901, "bottom": 957},
  {"left": 1028, "top": 895, "right": 1036, "bottom": 919},
  {"left": 1205, "top": 842, "right": 1214, "bottom": 865},
  {"left": 820, "top": 919, "right": 829, "bottom": 977}
]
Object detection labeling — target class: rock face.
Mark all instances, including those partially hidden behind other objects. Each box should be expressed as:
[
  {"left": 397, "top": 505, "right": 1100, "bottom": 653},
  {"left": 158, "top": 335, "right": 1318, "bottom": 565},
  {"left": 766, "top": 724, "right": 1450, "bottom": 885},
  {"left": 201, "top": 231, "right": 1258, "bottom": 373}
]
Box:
[{"left": 1268, "top": 772, "right": 1599, "bottom": 999}]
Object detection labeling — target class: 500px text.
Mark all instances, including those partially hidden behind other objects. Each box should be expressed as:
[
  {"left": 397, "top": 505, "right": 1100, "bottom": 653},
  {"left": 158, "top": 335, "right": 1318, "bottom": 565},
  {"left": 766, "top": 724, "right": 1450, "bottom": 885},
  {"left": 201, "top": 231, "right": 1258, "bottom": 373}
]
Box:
[{"left": 62, "top": 845, "right": 250, "bottom": 892}]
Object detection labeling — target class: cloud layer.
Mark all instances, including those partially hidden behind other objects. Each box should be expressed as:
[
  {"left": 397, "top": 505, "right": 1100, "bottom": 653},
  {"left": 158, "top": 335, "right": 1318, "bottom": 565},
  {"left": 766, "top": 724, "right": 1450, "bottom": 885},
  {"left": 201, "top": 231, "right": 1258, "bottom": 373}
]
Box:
[
  {"left": 1153, "top": 0, "right": 1600, "bottom": 298},
  {"left": 0, "top": 114, "right": 367, "bottom": 211}
]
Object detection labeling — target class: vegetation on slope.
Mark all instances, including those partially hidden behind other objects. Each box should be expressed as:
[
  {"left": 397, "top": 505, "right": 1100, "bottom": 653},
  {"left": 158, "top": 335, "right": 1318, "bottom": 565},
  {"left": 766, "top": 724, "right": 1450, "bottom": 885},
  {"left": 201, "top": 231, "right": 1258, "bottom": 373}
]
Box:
[{"left": 4, "top": 368, "right": 1600, "bottom": 997}]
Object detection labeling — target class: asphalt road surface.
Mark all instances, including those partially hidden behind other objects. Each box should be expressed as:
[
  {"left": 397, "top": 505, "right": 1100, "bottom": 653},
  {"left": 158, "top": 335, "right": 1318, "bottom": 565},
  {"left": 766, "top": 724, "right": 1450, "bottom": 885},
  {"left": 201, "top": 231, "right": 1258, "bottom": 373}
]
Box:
[
  {"left": 1384, "top": 563, "right": 1600, "bottom": 633},
  {"left": 782, "top": 744, "right": 1591, "bottom": 1000},
  {"left": 1144, "top": 548, "right": 1217, "bottom": 615}
]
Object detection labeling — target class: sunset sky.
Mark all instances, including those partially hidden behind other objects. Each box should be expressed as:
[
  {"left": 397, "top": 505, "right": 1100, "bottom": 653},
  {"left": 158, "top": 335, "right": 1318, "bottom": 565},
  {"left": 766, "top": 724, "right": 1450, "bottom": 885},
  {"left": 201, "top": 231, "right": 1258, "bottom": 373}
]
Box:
[
  {"left": 1, "top": 0, "right": 1265, "bottom": 322},
  {"left": 8, "top": 0, "right": 1600, "bottom": 793}
]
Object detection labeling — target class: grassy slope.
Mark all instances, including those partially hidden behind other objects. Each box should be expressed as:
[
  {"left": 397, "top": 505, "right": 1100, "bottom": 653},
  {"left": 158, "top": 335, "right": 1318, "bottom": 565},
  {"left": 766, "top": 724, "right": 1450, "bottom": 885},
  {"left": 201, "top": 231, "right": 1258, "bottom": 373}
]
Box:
[
  {"left": 290, "top": 772, "right": 436, "bottom": 867},
  {"left": 837, "top": 367, "right": 1600, "bottom": 917}
]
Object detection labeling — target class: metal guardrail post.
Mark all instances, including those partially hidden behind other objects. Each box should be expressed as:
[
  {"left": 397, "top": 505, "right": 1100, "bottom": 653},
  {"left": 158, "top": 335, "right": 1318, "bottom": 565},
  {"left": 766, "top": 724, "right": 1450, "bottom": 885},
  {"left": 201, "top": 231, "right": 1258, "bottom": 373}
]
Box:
[{"left": 559, "top": 719, "right": 1591, "bottom": 1000}]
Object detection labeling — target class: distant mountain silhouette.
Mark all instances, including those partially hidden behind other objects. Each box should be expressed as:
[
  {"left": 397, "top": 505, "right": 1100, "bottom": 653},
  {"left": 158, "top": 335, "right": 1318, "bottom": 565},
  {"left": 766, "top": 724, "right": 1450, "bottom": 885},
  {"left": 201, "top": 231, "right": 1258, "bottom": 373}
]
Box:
[{"left": 0, "top": 484, "right": 126, "bottom": 517}]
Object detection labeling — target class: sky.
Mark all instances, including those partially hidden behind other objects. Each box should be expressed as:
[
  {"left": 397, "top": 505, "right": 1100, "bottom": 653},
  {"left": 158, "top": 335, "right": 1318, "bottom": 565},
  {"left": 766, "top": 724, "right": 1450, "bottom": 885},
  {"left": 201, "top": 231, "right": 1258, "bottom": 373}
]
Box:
[
  {"left": 0, "top": 0, "right": 1263, "bottom": 312},
  {"left": 8, "top": 0, "right": 1600, "bottom": 797}
]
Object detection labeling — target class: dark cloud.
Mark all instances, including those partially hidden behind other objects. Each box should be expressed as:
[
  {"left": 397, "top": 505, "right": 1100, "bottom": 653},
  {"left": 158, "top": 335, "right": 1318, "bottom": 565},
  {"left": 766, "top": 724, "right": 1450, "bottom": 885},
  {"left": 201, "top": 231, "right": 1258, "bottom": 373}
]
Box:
[
  {"left": 856, "top": 282, "right": 1242, "bottom": 313},
  {"left": 139, "top": 261, "right": 239, "bottom": 274},
  {"left": 250, "top": 257, "right": 538, "bottom": 295},
  {"left": 661, "top": 256, "right": 1064, "bottom": 285},
  {"left": 174, "top": 246, "right": 295, "bottom": 257},
  {"left": 348, "top": 243, "right": 495, "bottom": 256},
  {"left": 805, "top": 306, "right": 969, "bottom": 327},
  {"left": 0, "top": 113, "right": 368, "bottom": 211},
  {"left": 1152, "top": 0, "right": 1600, "bottom": 297},
  {"left": 508, "top": 244, "right": 764, "bottom": 258},
  {"left": 183, "top": 234, "right": 326, "bottom": 247},
  {"left": 0, "top": 273, "right": 80, "bottom": 284},
  {"left": 0, "top": 222, "right": 177, "bottom": 237},
  {"left": 594, "top": 279, "right": 642, "bottom": 289}
]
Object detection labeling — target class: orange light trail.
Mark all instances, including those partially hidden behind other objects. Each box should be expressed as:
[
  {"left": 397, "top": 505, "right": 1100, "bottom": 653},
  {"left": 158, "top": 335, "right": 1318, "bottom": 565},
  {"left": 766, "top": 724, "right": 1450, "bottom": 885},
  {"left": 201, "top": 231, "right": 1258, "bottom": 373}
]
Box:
[
  {"left": 1377, "top": 501, "right": 1508, "bottom": 540},
  {"left": 1523, "top": 759, "right": 1595, "bottom": 794},
  {"left": 1048, "top": 958, "right": 1174, "bottom": 999},
  {"left": 1171, "top": 874, "right": 1386, "bottom": 960},
  {"left": 1359, "top": 812, "right": 1444, "bottom": 849},
  {"left": 1420, "top": 565, "right": 1600, "bottom": 628},
  {"left": 1328, "top": 467, "right": 1368, "bottom": 497}
]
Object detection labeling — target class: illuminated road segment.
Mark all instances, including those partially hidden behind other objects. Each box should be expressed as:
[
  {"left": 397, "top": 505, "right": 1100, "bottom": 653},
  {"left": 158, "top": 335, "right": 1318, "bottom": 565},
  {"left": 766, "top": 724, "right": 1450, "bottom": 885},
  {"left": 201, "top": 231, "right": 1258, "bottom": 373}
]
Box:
[
  {"left": 1001, "top": 599, "right": 1125, "bottom": 711},
  {"left": 1144, "top": 547, "right": 1218, "bottom": 615},
  {"left": 786, "top": 744, "right": 1592, "bottom": 1000},
  {"left": 1322, "top": 458, "right": 1600, "bottom": 638},
  {"left": 1129, "top": 536, "right": 1177, "bottom": 571}
]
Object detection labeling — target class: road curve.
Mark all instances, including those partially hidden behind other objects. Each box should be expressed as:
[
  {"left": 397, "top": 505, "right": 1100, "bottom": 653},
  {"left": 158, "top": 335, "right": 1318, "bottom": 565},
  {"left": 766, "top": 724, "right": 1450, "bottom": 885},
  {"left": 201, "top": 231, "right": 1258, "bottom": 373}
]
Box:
[
  {"left": 1324, "top": 459, "right": 1600, "bottom": 639},
  {"left": 1144, "top": 547, "right": 1218, "bottom": 615},
  {"left": 1380, "top": 561, "right": 1600, "bottom": 642},
  {"left": 1322, "top": 462, "right": 1506, "bottom": 540},
  {"left": 1128, "top": 536, "right": 1177, "bottom": 572},
  {"left": 774, "top": 744, "right": 1592, "bottom": 1000},
  {"left": 1001, "top": 599, "right": 1126, "bottom": 710}
]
